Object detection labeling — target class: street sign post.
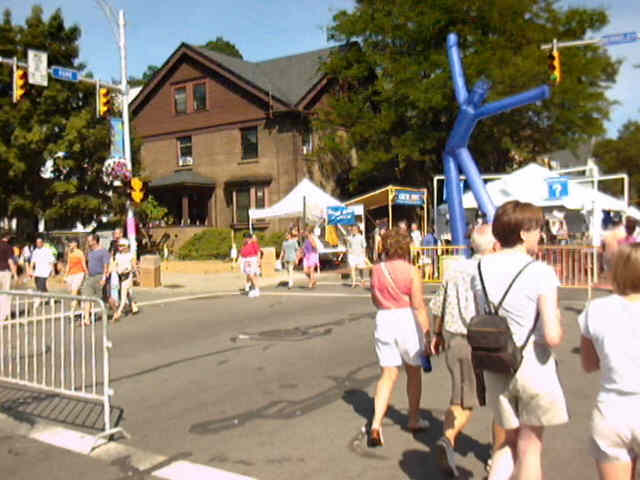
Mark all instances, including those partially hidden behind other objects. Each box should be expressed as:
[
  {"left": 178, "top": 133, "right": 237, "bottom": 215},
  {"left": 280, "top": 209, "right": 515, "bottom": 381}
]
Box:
[
  {"left": 27, "top": 49, "right": 48, "bottom": 86},
  {"left": 51, "top": 66, "right": 80, "bottom": 82}
]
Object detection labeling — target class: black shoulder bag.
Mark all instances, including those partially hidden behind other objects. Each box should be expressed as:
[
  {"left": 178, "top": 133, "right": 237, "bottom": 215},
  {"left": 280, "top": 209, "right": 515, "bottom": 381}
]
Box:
[{"left": 467, "top": 259, "right": 537, "bottom": 375}]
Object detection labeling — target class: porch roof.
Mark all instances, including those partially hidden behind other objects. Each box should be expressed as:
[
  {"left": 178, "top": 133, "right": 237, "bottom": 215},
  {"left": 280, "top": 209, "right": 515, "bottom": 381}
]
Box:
[{"left": 149, "top": 170, "right": 216, "bottom": 188}]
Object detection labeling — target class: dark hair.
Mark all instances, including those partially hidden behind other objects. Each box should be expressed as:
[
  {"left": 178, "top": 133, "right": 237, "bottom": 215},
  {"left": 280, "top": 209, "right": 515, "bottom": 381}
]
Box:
[
  {"left": 625, "top": 217, "right": 637, "bottom": 237},
  {"left": 492, "top": 200, "right": 543, "bottom": 248},
  {"left": 88, "top": 234, "right": 100, "bottom": 244},
  {"left": 243, "top": 232, "right": 252, "bottom": 239},
  {"left": 612, "top": 243, "right": 640, "bottom": 295},
  {"left": 381, "top": 227, "right": 411, "bottom": 260}
]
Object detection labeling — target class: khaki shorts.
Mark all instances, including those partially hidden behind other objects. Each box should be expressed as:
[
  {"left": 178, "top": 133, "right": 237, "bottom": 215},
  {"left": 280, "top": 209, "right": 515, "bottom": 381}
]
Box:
[
  {"left": 444, "top": 332, "right": 478, "bottom": 409},
  {"left": 81, "top": 275, "right": 103, "bottom": 298},
  {"left": 485, "top": 342, "right": 568, "bottom": 430}
]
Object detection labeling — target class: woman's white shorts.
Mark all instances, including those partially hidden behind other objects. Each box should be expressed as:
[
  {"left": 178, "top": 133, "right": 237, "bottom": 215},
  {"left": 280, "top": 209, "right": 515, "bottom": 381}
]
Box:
[
  {"left": 348, "top": 254, "right": 367, "bottom": 269},
  {"left": 374, "top": 307, "right": 423, "bottom": 367},
  {"left": 591, "top": 397, "right": 640, "bottom": 463}
]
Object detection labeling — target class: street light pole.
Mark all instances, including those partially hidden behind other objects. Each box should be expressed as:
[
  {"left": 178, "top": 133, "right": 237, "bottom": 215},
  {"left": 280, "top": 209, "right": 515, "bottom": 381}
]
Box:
[{"left": 117, "top": 9, "right": 137, "bottom": 258}]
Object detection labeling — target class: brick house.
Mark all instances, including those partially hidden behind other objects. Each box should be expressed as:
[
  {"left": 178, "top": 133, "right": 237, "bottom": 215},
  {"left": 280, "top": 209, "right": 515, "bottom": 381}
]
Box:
[{"left": 130, "top": 43, "right": 335, "bottom": 232}]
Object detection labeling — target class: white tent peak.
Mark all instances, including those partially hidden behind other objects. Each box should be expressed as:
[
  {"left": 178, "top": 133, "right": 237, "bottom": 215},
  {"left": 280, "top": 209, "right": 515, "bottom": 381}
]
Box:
[{"left": 249, "top": 177, "right": 342, "bottom": 222}]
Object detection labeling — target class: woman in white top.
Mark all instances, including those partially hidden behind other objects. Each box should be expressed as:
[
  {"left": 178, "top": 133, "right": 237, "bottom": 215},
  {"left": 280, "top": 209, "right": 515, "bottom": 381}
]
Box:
[
  {"left": 111, "top": 238, "right": 138, "bottom": 321},
  {"left": 475, "top": 201, "right": 567, "bottom": 480},
  {"left": 578, "top": 243, "right": 640, "bottom": 480}
]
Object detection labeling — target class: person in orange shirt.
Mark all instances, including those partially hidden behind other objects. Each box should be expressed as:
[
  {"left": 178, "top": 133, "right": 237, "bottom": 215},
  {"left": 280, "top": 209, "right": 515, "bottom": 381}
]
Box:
[{"left": 65, "top": 239, "right": 88, "bottom": 310}]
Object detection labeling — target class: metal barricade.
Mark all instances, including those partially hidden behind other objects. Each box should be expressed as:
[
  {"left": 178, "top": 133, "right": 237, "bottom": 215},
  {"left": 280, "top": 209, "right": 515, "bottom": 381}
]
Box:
[
  {"left": 411, "top": 245, "right": 467, "bottom": 283},
  {"left": 0, "top": 290, "right": 127, "bottom": 442},
  {"left": 536, "top": 245, "right": 597, "bottom": 288}
]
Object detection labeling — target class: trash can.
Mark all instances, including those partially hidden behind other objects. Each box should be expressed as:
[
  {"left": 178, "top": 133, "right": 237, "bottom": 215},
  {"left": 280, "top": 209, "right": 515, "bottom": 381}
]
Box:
[{"left": 139, "top": 255, "right": 161, "bottom": 288}]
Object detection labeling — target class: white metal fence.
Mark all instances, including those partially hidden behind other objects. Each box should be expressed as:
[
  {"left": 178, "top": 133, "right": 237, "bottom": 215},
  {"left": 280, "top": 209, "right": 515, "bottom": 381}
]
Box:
[{"left": 0, "top": 289, "right": 127, "bottom": 442}]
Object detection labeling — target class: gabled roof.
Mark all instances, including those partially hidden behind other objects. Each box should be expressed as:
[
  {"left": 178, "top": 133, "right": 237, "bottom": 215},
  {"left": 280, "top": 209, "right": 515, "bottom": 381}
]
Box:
[{"left": 131, "top": 43, "right": 334, "bottom": 114}]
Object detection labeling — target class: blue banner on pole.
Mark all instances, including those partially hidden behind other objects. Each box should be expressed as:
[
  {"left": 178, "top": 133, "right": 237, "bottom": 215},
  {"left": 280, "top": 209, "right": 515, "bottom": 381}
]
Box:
[
  {"left": 394, "top": 189, "right": 425, "bottom": 206},
  {"left": 327, "top": 206, "right": 356, "bottom": 225},
  {"left": 110, "top": 118, "right": 125, "bottom": 159}
]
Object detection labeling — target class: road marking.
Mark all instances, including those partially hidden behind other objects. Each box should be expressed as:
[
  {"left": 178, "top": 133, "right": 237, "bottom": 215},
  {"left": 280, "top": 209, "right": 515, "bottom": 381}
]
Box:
[
  {"left": 154, "top": 460, "right": 255, "bottom": 480},
  {"left": 136, "top": 291, "right": 240, "bottom": 307}
]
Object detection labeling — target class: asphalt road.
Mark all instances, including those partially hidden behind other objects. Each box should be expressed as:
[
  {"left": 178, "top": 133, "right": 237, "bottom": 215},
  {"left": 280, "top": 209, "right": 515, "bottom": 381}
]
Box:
[{"left": 2, "top": 282, "right": 620, "bottom": 479}]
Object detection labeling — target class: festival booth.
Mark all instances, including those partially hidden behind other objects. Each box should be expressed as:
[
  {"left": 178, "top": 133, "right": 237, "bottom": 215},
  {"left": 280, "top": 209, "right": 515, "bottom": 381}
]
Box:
[
  {"left": 249, "top": 178, "right": 363, "bottom": 259},
  {"left": 345, "top": 185, "right": 428, "bottom": 233}
]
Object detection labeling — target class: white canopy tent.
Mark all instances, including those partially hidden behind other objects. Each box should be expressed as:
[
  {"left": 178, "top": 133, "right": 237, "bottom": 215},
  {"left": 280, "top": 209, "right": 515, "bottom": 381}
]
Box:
[
  {"left": 457, "top": 163, "right": 628, "bottom": 211},
  {"left": 249, "top": 178, "right": 343, "bottom": 228}
]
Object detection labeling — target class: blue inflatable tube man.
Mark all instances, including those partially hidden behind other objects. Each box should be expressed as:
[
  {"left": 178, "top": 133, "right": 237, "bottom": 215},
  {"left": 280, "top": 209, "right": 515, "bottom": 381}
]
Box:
[{"left": 444, "top": 33, "right": 551, "bottom": 246}]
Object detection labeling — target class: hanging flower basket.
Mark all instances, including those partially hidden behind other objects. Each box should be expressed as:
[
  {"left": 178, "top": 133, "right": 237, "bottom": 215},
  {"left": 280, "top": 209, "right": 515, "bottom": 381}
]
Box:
[{"left": 104, "top": 158, "right": 132, "bottom": 186}]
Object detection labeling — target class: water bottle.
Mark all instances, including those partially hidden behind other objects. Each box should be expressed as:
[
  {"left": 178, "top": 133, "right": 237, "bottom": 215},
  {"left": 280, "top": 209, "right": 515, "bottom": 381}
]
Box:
[{"left": 421, "top": 353, "right": 432, "bottom": 373}]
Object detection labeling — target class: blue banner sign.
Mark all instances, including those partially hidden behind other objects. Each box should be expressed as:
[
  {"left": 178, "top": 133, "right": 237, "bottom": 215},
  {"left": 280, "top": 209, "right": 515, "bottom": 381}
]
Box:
[
  {"left": 394, "top": 189, "right": 425, "bottom": 206},
  {"left": 601, "top": 31, "right": 638, "bottom": 47},
  {"left": 546, "top": 176, "right": 569, "bottom": 200},
  {"left": 327, "top": 206, "right": 356, "bottom": 225},
  {"left": 110, "top": 118, "right": 125, "bottom": 159},
  {"left": 51, "top": 66, "right": 80, "bottom": 82}
]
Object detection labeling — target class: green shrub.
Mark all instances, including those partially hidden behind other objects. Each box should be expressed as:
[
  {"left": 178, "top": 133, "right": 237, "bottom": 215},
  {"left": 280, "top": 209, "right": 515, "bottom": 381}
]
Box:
[
  {"left": 177, "top": 228, "right": 288, "bottom": 260},
  {"left": 177, "top": 228, "right": 233, "bottom": 260}
]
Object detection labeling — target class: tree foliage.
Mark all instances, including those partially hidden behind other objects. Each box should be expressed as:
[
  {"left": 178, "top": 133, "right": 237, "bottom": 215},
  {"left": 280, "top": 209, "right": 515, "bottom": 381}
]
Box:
[
  {"left": 0, "top": 6, "right": 130, "bottom": 229},
  {"left": 129, "top": 64, "right": 159, "bottom": 87},
  {"left": 314, "top": 0, "right": 620, "bottom": 196},
  {"left": 593, "top": 121, "right": 640, "bottom": 203},
  {"left": 201, "top": 36, "right": 243, "bottom": 59}
]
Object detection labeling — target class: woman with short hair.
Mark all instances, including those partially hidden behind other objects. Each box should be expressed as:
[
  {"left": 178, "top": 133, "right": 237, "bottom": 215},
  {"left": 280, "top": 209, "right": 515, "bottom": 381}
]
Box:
[
  {"left": 579, "top": 243, "right": 640, "bottom": 480},
  {"left": 302, "top": 226, "right": 319, "bottom": 289},
  {"left": 367, "top": 227, "right": 431, "bottom": 447},
  {"left": 476, "top": 200, "right": 567, "bottom": 480}
]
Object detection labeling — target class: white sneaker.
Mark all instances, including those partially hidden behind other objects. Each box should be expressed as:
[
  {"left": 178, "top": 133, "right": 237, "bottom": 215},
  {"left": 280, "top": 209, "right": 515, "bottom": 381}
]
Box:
[
  {"left": 244, "top": 283, "right": 251, "bottom": 292},
  {"left": 248, "top": 289, "right": 260, "bottom": 298}
]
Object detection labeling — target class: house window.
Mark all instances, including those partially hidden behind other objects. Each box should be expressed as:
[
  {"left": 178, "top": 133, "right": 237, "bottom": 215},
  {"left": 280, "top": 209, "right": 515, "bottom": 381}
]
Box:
[
  {"left": 302, "top": 128, "right": 313, "bottom": 154},
  {"left": 241, "top": 127, "right": 258, "bottom": 160},
  {"left": 174, "top": 86, "right": 187, "bottom": 114},
  {"left": 177, "top": 136, "right": 193, "bottom": 166},
  {"left": 235, "top": 187, "right": 250, "bottom": 224},
  {"left": 232, "top": 184, "right": 269, "bottom": 225},
  {"left": 255, "top": 186, "right": 266, "bottom": 209},
  {"left": 193, "top": 83, "right": 207, "bottom": 111}
]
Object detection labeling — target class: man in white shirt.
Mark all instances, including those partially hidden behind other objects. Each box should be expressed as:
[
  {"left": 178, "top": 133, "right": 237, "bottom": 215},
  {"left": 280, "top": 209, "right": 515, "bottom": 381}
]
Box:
[{"left": 30, "top": 237, "right": 56, "bottom": 293}]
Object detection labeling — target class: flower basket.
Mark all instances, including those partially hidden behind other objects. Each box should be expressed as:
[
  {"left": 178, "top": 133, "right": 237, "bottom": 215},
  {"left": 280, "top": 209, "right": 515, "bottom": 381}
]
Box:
[{"left": 104, "top": 159, "right": 132, "bottom": 186}]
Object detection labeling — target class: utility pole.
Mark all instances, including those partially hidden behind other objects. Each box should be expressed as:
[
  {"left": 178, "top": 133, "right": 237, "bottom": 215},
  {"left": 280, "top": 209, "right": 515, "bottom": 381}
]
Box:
[{"left": 118, "top": 9, "right": 136, "bottom": 258}]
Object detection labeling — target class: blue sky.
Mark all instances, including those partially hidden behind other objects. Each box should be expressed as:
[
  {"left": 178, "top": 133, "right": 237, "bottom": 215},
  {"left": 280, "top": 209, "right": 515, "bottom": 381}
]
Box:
[{"left": 6, "top": 0, "right": 639, "bottom": 138}]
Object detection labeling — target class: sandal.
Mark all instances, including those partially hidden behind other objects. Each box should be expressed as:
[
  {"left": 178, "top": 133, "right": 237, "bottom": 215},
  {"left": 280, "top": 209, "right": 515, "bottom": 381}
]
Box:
[{"left": 367, "top": 427, "right": 384, "bottom": 447}]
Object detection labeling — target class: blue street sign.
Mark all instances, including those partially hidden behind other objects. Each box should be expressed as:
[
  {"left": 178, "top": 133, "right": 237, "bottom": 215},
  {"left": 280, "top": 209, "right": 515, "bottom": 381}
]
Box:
[
  {"left": 601, "top": 31, "right": 638, "bottom": 47},
  {"left": 51, "top": 66, "right": 80, "bottom": 82},
  {"left": 547, "top": 176, "right": 569, "bottom": 200}
]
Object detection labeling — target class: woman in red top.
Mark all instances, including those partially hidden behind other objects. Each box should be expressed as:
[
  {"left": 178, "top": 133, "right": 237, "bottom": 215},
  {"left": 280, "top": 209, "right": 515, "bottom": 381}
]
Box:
[
  {"left": 240, "top": 233, "right": 261, "bottom": 297},
  {"left": 367, "top": 227, "right": 431, "bottom": 446}
]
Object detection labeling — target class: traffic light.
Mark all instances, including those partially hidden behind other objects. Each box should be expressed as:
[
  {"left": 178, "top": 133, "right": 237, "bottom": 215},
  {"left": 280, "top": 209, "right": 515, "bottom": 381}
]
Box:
[
  {"left": 14, "top": 68, "right": 27, "bottom": 102},
  {"left": 99, "top": 87, "right": 111, "bottom": 117},
  {"left": 130, "top": 177, "right": 146, "bottom": 203},
  {"left": 548, "top": 47, "right": 561, "bottom": 85}
]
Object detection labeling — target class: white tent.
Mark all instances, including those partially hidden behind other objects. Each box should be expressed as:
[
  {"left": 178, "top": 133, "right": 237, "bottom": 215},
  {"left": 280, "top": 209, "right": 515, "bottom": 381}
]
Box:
[
  {"left": 457, "top": 163, "right": 628, "bottom": 211},
  {"left": 249, "top": 178, "right": 343, "bottom": 225}
]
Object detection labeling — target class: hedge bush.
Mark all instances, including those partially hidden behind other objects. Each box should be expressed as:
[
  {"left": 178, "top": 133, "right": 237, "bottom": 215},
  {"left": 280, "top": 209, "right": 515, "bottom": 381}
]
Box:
[{"left": 177, "top": 228, "right": 287, "bottom": 260}]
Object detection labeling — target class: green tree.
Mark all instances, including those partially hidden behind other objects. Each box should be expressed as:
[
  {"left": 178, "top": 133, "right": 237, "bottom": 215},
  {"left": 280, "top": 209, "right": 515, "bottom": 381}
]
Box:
[
  {"left": 314, "top": 0, "right": 620, "bottom": 196},
  {"left": 128, "top": 64, "right": 159, "bottom": 87},
  {"left": 201, "top": 36, "right": 243, "bottom": 58},
  {"left": 0, "top": 6, "right": 128, "bottom": 229},
  {"left": 593, "top": 121, "right": 640, "bottom": 203}
]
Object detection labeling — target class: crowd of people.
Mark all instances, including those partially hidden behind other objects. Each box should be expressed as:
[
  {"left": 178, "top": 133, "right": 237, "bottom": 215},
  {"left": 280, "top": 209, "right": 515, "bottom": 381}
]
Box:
[
  {"left": 365, "top": 200, "right": 640, "bottom": 480},
  {"left": 0, "top": 228, "right": 139, "bottom": 322}
]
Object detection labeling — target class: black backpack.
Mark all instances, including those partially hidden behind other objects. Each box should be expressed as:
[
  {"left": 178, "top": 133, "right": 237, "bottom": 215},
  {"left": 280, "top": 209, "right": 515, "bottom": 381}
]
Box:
[{"left": 467, "top": 259, "right": 537, "bottom": 375}]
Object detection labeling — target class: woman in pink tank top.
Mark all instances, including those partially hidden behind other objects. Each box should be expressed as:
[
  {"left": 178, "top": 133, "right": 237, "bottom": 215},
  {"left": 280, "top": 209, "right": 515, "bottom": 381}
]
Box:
[{"left": 367, "top": 227, "right": 432, "bottom": 447}]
